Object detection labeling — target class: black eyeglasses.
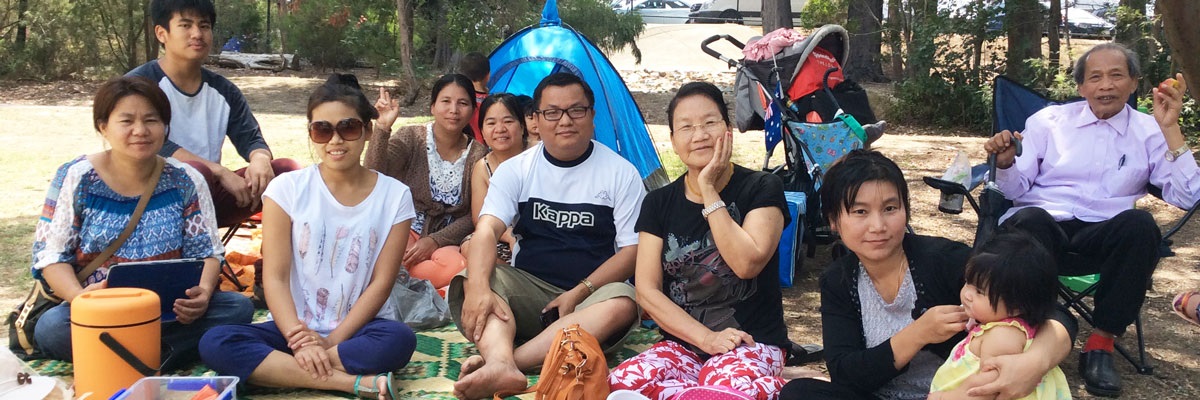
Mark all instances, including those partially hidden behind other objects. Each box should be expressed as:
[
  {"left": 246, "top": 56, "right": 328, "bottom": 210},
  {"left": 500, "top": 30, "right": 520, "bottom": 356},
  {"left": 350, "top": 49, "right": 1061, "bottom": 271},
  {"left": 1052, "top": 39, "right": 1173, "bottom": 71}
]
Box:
[
  {"left": 308, "top": 118, "right": 365, "bottom": 144},
  {"left": 536, "top": 106, "right": 591, "bottom": 122}
]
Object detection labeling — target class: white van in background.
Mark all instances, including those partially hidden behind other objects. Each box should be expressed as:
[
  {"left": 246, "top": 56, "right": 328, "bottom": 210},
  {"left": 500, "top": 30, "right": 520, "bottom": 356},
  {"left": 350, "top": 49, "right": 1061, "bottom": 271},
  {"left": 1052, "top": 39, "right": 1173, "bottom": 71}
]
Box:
[{"left": 688, "top": 0, "right": 808, "bottom": 25}]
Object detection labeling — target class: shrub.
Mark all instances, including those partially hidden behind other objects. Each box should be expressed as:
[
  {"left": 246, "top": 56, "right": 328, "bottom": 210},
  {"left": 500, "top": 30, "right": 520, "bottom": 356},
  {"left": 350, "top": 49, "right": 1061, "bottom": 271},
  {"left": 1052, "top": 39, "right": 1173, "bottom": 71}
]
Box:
[
  {"left": 282, "top": 0, "right": 397, "bottom": 70},
  {"left": 799, "top": 0, "right": 847, "bottom": 29},
  {"left": 887, "top": 5, "right": 1001, "bottom": 132},
  {"left": 891, "top": 75, "right": 992, "bottom": 131},
  {"left": 214, "top": 0, "right": 265, "bottom": 53},
  {"left": 1, "top": 0, "right": 110, "bottom": 80},
  {"left": 1138, "top": 95, "right": 1200, "bottom": 146}
]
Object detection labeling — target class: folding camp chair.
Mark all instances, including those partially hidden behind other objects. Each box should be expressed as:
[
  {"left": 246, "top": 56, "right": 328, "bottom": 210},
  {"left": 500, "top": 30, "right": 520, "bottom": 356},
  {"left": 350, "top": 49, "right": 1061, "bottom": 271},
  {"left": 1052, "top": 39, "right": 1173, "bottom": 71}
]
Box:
[
  {"left": 220, "top": 213, "right": 261, "bottom": 246},
  {"left": 925, "top": 75, "right": 1200, "bottom": 374},
  {"left": 218, "top": 213, "right": 262, "bottom": 294}
]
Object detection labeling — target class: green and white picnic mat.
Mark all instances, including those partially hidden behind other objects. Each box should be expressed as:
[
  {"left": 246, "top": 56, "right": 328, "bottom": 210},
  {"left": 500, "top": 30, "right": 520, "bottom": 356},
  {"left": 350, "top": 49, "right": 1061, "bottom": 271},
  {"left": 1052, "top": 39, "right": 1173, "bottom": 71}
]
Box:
[{"left": 27, "top": 321, "right": 662, "bottom": 399}]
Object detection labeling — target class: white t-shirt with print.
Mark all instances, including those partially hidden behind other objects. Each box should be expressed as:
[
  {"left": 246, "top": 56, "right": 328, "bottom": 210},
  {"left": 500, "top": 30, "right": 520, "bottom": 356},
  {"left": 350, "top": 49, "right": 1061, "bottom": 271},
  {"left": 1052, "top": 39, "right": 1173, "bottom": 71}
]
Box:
[
  {"left": 481, "top": 140, "right": 644, "bottom": 289},
  {"left": 263, "top": 165, "right": 416, "bottom": 335}
]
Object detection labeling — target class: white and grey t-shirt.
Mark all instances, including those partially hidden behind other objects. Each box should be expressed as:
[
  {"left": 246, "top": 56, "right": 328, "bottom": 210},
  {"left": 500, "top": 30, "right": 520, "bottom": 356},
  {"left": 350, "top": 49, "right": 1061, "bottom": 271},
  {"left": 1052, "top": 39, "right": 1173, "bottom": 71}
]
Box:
[{"left": 481, "top": 140, "right": 644, "bottom": 289}]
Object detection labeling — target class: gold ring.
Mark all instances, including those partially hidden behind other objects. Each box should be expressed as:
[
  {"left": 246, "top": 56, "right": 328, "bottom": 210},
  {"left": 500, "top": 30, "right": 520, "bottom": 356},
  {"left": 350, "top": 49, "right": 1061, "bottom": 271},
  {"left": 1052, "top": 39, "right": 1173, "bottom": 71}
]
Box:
[{"left": 729, "top": 335, "right": 738, "bottom": 343}]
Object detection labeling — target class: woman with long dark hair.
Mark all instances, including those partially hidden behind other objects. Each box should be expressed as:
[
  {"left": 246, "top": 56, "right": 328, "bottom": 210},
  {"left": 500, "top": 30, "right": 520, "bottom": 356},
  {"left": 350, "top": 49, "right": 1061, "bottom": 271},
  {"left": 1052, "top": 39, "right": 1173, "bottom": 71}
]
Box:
[{"left": 367, "top": 74, "right": 487, "bottom": 290}]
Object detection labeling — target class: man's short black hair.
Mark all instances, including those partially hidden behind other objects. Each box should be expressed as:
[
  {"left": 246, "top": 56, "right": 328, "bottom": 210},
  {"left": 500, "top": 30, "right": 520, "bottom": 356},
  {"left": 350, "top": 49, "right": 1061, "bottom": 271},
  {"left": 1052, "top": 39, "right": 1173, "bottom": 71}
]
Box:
[
  {"left": 152, "top": 0, "right": 217, "bottom": 29},
  {"left": 532, "top": 72, "right": 594, "bottom": 111},
  {"left": 458, "top": 52, "right": 491, "bottom": 83}
]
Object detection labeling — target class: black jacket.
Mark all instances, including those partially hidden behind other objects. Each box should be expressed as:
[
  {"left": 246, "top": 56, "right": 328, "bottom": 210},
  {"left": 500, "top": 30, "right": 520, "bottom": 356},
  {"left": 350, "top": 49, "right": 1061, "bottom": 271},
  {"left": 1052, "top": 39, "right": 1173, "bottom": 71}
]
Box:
[{"left": 819, "top": 234, "right": 971, "bottom": 396}]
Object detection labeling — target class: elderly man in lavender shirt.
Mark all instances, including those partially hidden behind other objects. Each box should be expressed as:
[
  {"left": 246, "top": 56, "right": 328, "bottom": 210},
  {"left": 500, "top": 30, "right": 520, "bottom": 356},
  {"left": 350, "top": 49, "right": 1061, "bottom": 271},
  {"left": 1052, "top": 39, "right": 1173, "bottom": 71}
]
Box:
[{"left": 984, "top": 43, "right": 1196, "bottom": 397}]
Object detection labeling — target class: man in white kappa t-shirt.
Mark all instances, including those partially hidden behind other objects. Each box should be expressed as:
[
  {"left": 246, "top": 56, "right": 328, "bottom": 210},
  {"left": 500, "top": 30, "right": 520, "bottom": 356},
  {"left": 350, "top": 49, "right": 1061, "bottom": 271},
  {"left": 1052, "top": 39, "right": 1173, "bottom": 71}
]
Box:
[{"left": 449, "top": 72, "right": 645, "bottom": 399}]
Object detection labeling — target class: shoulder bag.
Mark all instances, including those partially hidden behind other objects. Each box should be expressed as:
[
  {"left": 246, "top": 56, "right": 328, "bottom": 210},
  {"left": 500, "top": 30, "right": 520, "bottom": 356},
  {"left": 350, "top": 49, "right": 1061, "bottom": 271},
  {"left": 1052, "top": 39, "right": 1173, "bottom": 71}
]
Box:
[
  {"left": 493, "top": 323, "right": 610, "bottom": 400},
  {"left": 6, "top": 157, "right": 163, "bottom": 360}
]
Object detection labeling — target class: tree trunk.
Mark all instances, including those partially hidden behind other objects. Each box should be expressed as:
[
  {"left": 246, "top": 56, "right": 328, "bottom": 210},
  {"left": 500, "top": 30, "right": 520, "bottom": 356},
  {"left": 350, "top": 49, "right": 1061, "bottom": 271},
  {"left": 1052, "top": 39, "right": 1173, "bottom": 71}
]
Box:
[
  {"left": 395, "top": 0, "right": 419, "bottom": 105},
  {"left": 144, "top": 0, "right": 158, "bottom": 61},
  {"left": 905, "top": 0, "right": 937, "bottom": 80},
  {"left": 762, "top": 0, "right": 793, "bottom": 33},
  {"left": 1005, "top": 0, "right": 1042, "bottom": 84},
  {"left": 1047, "top": 0, "right": 1061, "bottom": 72},
  {"left": 126, "top": 0, "right": 139, "bottom": 70},
  {"left": 845, "top": 0, "right": 887, "bottom": 82},
  {"left": 279, "top": 0, "right": 299, "bottom": 70},
  {"left": 16, "top": 0, "right": 28, "bottom": 50},
  {"left": 886, "top": 0, "right": 903, "bottom": 78},
  {"left": 1158, "top": 0, "right": 1200, "bottom": 97},
  {"left": 1117, "top": 0, "right": 1155, "bottom": 92}
]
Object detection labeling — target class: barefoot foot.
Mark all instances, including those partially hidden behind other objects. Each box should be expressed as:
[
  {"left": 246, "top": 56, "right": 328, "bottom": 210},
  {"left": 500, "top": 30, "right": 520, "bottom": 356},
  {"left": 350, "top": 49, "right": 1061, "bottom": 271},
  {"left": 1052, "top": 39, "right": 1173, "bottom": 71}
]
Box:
[
  {"left": 453, "top": 361, "right": 527, "bottom": 400},
  {"left": 459, "top": 355, "right": 485, "bottom": 379}
]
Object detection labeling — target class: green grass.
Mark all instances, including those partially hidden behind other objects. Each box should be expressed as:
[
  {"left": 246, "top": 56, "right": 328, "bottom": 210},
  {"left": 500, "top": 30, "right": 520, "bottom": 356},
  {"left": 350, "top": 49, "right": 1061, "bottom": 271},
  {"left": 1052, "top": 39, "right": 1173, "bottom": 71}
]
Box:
[{"left": 0, "top": 217, "right": 36, "bottom": 289}]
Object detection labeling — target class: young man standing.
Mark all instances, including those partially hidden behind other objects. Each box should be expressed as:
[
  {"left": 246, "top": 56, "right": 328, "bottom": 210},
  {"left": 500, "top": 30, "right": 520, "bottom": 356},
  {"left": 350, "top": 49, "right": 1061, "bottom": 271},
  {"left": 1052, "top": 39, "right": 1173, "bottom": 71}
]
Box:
[{"left": 128, "top": 0, "right": 298, "bottom": 227}]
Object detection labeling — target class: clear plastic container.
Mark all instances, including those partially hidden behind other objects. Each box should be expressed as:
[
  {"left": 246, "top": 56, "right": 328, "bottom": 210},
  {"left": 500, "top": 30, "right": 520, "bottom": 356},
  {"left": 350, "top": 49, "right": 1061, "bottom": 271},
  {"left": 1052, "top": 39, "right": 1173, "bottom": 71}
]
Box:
[{"left": 109, "top": 376, "right": 238, "bottom": 400}]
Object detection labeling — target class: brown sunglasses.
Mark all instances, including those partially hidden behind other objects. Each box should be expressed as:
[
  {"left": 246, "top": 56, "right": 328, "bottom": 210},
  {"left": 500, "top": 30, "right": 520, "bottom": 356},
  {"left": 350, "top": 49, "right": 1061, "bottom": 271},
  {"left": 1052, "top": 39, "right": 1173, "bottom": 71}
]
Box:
[{"left": 308, "top": 118, "right": 365, "bottom": 144}]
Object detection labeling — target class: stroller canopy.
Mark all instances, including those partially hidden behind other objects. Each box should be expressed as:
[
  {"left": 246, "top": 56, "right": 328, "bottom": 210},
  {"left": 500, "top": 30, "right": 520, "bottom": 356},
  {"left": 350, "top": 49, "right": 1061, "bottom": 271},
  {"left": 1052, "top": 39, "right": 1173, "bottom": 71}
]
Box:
[{"left": 488, "top": 0, "right": 668, "bottom": 188}]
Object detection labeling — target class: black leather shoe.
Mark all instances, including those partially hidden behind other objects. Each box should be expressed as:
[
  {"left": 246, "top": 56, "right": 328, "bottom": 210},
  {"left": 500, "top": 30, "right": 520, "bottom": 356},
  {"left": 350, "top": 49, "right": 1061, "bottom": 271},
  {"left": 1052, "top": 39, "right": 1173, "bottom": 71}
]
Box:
[{"left": 1080, "top": 350, "right": 1122, "bottom": 397}]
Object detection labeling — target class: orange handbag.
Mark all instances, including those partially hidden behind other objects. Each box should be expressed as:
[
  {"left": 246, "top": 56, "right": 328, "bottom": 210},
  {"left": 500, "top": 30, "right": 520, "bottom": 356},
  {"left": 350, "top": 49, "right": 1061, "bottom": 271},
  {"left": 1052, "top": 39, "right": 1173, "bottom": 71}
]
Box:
[{"left": 494, "top": 324, "right": 610, "bottom": 400}]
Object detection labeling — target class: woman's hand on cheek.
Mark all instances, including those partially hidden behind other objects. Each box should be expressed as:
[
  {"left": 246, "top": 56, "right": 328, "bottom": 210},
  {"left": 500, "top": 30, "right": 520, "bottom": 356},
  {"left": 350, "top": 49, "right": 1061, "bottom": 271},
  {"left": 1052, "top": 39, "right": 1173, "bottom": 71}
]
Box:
[{"left": 696, "top": 130, "right": 732, "bottom": 192}]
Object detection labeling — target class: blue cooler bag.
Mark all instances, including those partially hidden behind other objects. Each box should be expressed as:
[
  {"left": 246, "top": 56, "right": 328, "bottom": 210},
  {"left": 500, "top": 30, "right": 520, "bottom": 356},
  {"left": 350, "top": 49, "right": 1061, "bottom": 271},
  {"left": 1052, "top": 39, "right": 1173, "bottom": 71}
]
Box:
[{"left": 778, "top": 191, "right": 806, "bottom": 287}]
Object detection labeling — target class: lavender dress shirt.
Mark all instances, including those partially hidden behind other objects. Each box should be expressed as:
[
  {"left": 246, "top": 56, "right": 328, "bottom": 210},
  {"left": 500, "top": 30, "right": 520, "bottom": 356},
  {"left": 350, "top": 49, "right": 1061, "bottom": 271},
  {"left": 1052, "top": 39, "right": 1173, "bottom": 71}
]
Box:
[{"left": 996, "top": 101, "right": 1200, "bottom": 223}]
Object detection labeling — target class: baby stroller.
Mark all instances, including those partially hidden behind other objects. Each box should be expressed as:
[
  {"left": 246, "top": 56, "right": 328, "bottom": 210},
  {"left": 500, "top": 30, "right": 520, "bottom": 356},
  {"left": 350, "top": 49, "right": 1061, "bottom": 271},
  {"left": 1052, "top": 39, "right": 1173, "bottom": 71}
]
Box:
[{"left": 700, "top": 25, "right": 885, "bottom": 267}]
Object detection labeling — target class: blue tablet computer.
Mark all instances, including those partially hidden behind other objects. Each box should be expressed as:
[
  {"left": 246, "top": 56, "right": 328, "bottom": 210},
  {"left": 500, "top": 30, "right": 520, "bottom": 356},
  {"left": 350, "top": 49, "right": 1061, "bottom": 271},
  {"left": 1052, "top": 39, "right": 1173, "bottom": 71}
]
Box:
[{"left": 106, "top": 258, "right": 205, "bottom": 322}]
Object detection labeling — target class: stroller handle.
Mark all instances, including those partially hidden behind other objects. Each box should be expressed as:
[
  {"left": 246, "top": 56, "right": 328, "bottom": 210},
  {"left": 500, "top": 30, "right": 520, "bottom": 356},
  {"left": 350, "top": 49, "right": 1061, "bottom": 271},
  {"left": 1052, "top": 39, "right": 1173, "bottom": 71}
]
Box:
[
  {"left": 986, "top": 136, "right": 1023, "bottom": 184},
  {"left": 700, "top": 35, "right": 745, "bottom": 69}
]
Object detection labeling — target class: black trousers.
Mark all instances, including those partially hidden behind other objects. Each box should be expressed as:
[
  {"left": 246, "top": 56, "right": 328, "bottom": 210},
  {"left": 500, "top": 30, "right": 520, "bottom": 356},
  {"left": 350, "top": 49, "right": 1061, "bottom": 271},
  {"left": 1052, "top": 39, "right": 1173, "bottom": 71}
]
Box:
[
  {"left": 779, "top": 378, "right": 876, "bottom": 400},
  {"left": 999, "top": 207, "right": 1160, "bottom": 336}
]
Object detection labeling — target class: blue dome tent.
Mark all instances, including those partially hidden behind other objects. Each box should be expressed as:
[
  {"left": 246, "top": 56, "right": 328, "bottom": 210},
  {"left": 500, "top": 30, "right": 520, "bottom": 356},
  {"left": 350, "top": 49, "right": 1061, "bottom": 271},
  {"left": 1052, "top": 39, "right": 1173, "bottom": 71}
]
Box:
[{"left": 488, "top": 0, "right": 669, "bottom": 189}]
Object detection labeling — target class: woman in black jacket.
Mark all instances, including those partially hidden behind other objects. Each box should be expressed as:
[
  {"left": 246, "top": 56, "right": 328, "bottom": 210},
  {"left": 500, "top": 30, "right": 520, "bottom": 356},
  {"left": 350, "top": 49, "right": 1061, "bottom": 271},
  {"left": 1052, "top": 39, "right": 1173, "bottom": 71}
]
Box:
[{"left": 780, "top": 150, "right": 1074, "bottom": 400}]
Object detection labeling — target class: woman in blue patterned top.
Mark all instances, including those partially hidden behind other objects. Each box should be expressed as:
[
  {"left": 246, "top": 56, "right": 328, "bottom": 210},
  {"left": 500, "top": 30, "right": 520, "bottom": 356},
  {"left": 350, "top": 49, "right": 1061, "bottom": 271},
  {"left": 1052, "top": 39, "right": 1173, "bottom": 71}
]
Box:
[{"left": 30, "top": 76, "right": 254, "bottom": 368}]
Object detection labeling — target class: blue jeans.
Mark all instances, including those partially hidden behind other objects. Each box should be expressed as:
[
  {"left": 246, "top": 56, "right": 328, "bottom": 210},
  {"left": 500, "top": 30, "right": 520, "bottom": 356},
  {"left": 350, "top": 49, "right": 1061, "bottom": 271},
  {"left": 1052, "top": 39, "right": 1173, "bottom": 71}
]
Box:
[{"left": 33, "top": 291, "right": 254, "bottom": 367}]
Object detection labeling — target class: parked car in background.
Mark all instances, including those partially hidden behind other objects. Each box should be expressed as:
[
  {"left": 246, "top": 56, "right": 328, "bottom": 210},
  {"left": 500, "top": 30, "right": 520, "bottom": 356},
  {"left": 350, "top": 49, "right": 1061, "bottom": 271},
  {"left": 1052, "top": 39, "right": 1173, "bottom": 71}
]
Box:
[
  {"left": 1064, "top": 7, "right": 1114, "bottom": 38},
  {"left": 981, "top": 3, "right": 1113, "bottom": 39},
  {"left": 688, "top": 0, "right": 808, "bottom": 26},
  {"left": 613, "top": 0, "right": 695, "bottom": 24}
]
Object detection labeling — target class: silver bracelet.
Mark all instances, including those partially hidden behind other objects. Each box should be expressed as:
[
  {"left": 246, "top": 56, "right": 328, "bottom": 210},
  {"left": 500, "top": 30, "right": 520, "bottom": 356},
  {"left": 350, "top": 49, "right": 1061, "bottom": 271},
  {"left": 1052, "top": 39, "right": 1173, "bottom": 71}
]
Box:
[{"left": 701, "top": 200, "right": 726, "bottom": 219}]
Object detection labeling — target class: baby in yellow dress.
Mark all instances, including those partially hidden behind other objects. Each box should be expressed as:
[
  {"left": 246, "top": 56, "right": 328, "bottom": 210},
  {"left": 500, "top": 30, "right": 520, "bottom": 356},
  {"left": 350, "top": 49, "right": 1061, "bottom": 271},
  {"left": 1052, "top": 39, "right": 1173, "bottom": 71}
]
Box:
[{"left": 930, "top": 233, "right": 1071, "bottom": 400}]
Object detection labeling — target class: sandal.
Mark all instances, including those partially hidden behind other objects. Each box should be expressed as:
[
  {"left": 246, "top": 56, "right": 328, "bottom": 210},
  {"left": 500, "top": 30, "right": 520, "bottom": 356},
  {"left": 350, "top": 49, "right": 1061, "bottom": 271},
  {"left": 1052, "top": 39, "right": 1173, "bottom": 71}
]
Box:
[
  {"left": 1171, "top": 291, "right": 1200, "bottom": 327},
  {"left": 353, "top": 372, "right": 397, "bottom": 400}
]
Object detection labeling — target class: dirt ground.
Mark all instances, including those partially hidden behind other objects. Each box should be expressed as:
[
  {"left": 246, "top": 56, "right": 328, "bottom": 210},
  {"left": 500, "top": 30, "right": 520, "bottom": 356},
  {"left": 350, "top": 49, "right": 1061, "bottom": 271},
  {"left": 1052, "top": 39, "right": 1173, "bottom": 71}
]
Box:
[{"left": 1, "top": 24, "right": 1197, "bottom": 399}]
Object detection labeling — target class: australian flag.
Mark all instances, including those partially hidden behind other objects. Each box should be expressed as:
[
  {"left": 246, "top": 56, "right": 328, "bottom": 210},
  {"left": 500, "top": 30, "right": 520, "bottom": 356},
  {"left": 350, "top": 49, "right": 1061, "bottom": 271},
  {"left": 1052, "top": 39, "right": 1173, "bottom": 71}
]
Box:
[{"left": 761, "top": 81, "right": 785, "bottom": 155}]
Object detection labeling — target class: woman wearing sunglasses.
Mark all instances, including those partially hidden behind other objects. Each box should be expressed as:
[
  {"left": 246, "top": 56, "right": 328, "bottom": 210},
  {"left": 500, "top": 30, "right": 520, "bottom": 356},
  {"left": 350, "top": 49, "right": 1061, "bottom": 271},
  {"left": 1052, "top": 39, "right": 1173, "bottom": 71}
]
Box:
[
  {"left": 367, "top": 74, "right": 487, "bottom": 292},
  {"left": 199, "top": 74, "right": 417, "bottom": 400}
]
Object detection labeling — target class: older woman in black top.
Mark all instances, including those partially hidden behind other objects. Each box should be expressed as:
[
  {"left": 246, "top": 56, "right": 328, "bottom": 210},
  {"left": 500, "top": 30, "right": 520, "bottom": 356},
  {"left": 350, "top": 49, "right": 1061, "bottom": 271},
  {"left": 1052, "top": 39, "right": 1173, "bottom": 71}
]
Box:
[{"left": 607, "top": 82, "right": 790, "bottom": 399}]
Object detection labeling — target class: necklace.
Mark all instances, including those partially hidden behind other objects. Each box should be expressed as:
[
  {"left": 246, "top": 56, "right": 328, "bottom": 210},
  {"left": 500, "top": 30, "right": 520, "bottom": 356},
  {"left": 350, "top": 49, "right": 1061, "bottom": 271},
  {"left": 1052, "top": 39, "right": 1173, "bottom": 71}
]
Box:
[{"left": 864, "top": 253, "right": 909, "bottom": 299}]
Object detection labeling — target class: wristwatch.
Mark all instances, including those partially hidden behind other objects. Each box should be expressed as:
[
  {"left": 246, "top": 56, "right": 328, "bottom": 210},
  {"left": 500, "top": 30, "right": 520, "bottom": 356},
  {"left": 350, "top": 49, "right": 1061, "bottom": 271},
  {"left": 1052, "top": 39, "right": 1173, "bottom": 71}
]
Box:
[
  {"left": 701, "top": 200, "right": 726, "bottom": 219},
  {"left": 1166, "top": 144, "right": 1190, "bottom": 162}
]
